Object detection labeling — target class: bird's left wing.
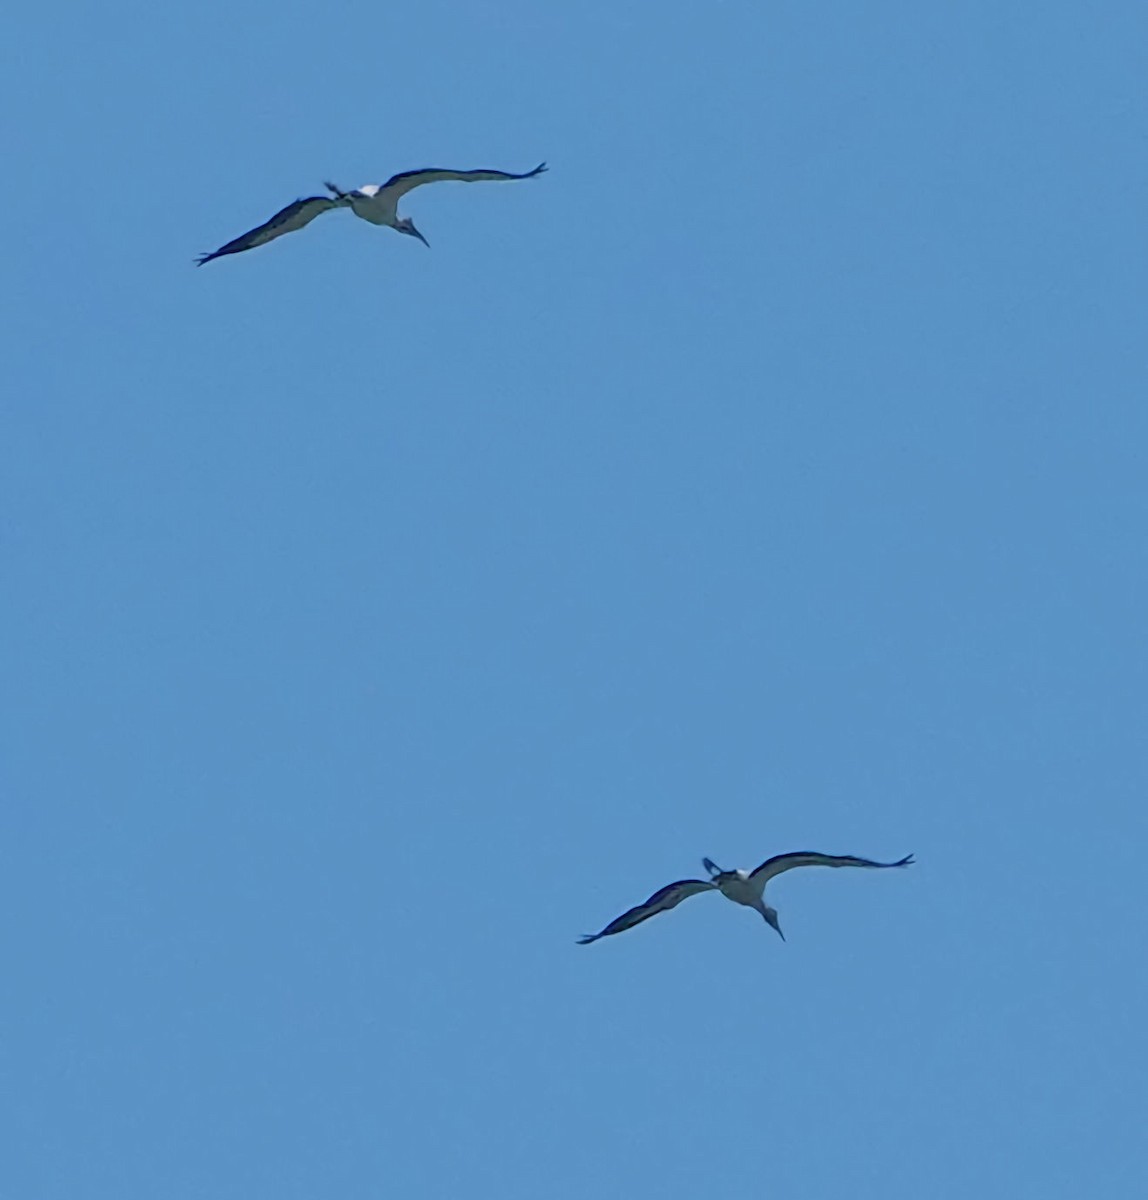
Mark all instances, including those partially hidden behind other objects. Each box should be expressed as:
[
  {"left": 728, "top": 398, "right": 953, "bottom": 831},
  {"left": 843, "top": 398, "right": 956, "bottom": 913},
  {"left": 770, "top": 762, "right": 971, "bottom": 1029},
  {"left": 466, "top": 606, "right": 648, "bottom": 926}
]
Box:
[
  {"left": 750, "top": 851, "right": 914, "bottom": 887},
  {"left": 196, "top": 195, "right": 343, "bottom": 265},
  {"left": 376, "top": 163, "right": 547, "bottom": 202},
  {"left": 577, "top": 878, "right": 715, "bottom": 945}
]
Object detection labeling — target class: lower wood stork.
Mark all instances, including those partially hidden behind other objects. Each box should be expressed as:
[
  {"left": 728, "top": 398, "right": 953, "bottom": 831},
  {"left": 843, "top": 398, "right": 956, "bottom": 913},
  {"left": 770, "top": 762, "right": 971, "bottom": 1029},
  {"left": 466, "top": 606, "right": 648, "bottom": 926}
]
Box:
[
  {"left": 196, "top": 162, "right": 547, "bottom": 265},
  {"left": 577, "top": 850, "right": 913, "bottom": 945}
]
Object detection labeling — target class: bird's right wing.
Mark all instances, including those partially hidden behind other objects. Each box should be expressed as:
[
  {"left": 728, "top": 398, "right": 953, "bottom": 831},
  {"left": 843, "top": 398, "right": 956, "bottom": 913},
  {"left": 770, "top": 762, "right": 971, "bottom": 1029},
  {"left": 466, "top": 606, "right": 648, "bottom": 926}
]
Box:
[
  {"left": 376, "top": 163, "right": 547, "bottom": 202},
  {"left": 577, "top": 879, "right": 715, "bottom": 944},
  {"left": 196, "top": 195, "right": 343, "bottom": 265},
  {"left": 750, "top": 851, "right": 915, "bottom": 887}
]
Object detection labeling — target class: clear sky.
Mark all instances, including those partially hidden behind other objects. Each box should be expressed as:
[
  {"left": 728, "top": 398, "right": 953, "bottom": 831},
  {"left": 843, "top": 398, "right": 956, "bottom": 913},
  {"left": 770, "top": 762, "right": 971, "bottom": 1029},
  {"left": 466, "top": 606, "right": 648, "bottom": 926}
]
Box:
[{"left": 4, "top": 2, "right": 1146, "bottom": 1197}]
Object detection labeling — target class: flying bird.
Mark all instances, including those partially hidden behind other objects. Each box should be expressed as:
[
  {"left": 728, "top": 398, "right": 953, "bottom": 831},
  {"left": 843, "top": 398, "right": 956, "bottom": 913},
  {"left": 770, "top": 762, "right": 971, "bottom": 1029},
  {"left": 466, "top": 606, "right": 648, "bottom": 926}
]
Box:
[
  {"left": 577, "top": 850, "right": 914, "bottom": 945},
  {"left": 196, "top": 162, "right": 547, "bottom": 265}
]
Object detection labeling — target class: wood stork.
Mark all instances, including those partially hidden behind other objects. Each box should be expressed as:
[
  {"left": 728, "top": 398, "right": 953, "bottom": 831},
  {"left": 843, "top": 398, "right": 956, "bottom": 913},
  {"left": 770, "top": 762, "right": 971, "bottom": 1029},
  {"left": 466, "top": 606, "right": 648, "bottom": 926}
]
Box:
[
  {"left": 577, "top": 850, "right": 914, "bottom": 944},
  {"left": 195, "top": 162, "right": 547, "bottom": 265}
]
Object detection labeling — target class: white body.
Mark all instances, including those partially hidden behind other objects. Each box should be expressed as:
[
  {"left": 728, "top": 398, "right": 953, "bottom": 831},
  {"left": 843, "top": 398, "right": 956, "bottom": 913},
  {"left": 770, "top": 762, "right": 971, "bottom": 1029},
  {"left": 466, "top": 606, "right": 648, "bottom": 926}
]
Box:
[
  {"left": 346, "top": 186, "right": 400, "bottom": 227},
  {"left": 711, "top": 869, "right": 765, "bottom": 908}
]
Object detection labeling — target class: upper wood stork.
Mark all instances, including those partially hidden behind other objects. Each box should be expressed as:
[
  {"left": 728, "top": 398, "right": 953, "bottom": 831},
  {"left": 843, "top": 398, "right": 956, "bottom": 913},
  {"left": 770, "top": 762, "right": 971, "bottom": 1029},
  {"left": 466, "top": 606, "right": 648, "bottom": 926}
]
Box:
[
  {"left": 195, "top": 162, "right": 547, "bottom": 265},
  {"left": 577, "top": 850, "right": 914, "bottom": 944}
]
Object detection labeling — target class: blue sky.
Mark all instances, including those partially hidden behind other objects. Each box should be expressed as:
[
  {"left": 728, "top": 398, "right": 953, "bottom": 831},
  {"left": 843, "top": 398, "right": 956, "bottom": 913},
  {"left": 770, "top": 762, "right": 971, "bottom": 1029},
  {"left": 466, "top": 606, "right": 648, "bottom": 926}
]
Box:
[{"left": 4, "top": 2, "right": 1146, "bottom": 1196}]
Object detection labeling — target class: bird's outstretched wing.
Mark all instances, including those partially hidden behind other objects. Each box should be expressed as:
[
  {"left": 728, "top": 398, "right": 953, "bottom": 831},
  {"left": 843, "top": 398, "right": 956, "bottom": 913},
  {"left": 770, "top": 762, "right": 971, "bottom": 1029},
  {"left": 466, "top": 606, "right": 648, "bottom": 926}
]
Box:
[
  {"left": 750, "top": 851, "right": 914, "bottom": 887},
  {"left": 376, "top": 163, "right": 547, "bottom": 203},
  {"left": 196, "top": 195, "right": 344, "bottom": 265},
  {"left": 577, "top": 878, "right": 715, "bottom": 944}
]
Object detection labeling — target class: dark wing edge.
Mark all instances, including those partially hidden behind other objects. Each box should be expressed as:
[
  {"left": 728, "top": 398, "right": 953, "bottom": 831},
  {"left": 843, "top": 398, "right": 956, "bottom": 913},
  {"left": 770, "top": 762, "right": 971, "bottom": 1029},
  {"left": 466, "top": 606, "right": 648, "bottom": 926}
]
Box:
[
  {"left": 750, "top": 851, "right": 915, "bottom": 884},
  {"left": 378, "top": 163, "right": 548, "bottom": 196},
  {"left": 576, "top": 878, "right": 714, "bottom": 944},
  {"left": 195, "top": 195, "right": 340, "bottom": 266}
]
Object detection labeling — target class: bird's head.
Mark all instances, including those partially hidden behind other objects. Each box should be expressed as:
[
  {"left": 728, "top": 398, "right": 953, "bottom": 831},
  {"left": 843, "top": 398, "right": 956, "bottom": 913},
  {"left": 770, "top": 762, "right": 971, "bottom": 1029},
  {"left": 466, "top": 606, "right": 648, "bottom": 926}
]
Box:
[
  {"left": 762, "top": 905, "right": 785, "bottom": 942},
  {"left": 397, "top": 217, "right": 429, "bottom": 247}
]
